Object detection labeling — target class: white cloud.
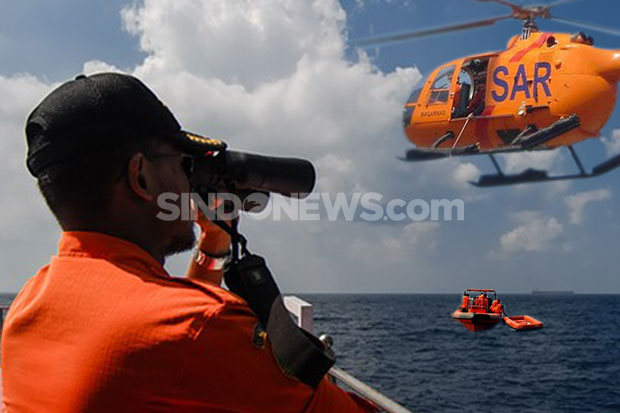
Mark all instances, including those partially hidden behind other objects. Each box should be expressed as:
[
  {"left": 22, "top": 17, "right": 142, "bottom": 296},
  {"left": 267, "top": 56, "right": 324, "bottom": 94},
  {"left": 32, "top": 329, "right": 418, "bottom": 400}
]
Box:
[
  {"left": 347, "top": 221, "right": 439, "bottom": 265},
  {"left": 114, "top": 0, "right": 448, "bottom": 291},
  {"left": 5, "top": 0, "right": 581, "bottom": 293},
  {"left": 0, "top": 74, "right": 60, "bottom": 290},
  {"left": 352, "top": 0, "right": 415, "bottom": 9},
  {"left": 0, "top": 74, "right": 54, "bottom": 237},
  {"left": 118, "top": 0, "right": 502, "bottom": 221},
  {"left": 1, "top": 0, "right": 445, "bottom": 292},
  {"left": 500, "top": 150, "right": 562, "bottom": 174},
  {"left": 452, "top": 162, "right": 480, "bottom": 187},
  {"left": 121, "top": 0, "right": 349, "bottom": 89},
  {"left": 109, "top": 0, "right": 430, "bottom": 205},
  {"left": 564, "top": 189, "right": 612, "bottom": 225},
  {"left": 499, "top": 211, "right": 564, "bottom": 253},
  {"left": 602, "top": 128, "right": 620, "bottom": 156},
  {"left": 315, "top": 154, "right": 366, "bottom": 194},
  {"left": 83, "top": 60, "right": 123, "bottom": 75}
]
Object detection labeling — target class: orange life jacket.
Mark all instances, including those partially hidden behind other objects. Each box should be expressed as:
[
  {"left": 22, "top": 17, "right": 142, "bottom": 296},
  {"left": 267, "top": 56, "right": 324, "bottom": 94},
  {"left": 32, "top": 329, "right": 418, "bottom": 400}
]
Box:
[{"left": 474, "top": 294, "right": 484, "bottom": 307}]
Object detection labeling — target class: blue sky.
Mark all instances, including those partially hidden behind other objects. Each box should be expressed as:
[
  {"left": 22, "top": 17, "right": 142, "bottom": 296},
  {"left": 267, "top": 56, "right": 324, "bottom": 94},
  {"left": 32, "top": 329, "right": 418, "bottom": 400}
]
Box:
[{"left": 0, "top": 0, "right": 618, "bottom": 293}]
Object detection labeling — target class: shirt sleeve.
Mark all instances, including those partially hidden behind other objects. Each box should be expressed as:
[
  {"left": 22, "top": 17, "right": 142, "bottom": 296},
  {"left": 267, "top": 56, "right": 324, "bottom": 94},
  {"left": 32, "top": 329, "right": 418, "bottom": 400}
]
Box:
[{"left": 175, "top": 301, "right": 376, "bottom": 412}]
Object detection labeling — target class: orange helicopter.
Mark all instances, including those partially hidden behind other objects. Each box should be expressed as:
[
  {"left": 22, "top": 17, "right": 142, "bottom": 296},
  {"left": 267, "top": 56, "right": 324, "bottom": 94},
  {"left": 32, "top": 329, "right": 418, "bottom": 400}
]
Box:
[{"left": 355, "top": 0, "right": 620, "bottom": 186}]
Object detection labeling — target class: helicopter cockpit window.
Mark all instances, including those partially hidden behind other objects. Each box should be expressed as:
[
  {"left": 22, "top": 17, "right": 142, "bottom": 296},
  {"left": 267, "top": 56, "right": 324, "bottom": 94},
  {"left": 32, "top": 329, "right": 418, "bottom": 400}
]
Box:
[
  {"left": 428, "top": 65, "right": 455, "bottom": 104},
  {"left": 406, "top": 74, "right": 429, "bottom": 104}
]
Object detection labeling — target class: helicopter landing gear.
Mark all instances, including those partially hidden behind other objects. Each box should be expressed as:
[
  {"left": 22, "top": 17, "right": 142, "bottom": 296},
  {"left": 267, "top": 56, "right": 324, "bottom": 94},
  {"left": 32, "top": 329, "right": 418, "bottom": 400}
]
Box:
[
  {"left": 472, "top": 144, "right": 620, "bottom": 187},
  {"left": 399, "top": 114, "right": 620, "bottom": 187}
]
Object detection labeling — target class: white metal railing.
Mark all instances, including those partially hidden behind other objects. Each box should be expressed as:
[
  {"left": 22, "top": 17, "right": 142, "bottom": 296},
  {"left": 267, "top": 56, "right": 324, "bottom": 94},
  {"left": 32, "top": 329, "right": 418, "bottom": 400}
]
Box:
[{"left": 283, "top": 296, "right": 411, "bottom": 413}]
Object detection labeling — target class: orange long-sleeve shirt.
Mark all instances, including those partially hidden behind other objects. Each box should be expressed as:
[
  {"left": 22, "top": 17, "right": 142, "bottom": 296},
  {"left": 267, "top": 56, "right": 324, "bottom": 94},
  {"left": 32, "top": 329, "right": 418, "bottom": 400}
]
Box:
[{"left": 1, "top": 232, "right": 373, "bottom": 412}]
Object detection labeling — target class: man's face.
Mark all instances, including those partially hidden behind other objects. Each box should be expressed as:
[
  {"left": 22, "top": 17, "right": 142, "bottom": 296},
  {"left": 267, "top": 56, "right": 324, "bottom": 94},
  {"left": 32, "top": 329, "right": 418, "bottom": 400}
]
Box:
[{"left": 146, "top": 141, "right": 196, "bottom": 256}]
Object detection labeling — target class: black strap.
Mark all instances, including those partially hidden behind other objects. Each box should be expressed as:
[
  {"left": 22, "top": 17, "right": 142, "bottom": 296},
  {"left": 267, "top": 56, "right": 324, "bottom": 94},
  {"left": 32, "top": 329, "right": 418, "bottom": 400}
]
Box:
[
  {"left": 224, "top": 254, "right": 334, "bottom": 388},
  {"left": 208, "top": 212, "right": 334, "bottom": 388},
  {"left": 210, "top": 217, "right": 247, "bottom": 261},
  {"left": 267, "top": 297, "right": 335, "bottom": 386}
]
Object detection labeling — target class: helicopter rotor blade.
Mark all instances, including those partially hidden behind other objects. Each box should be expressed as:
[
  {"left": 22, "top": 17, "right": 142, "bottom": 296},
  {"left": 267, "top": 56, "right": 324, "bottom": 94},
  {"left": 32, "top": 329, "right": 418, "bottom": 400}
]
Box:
[
  {"left": 476, "top": 0, "right": 520, "bottom": 11},
  {"left": 550, "top": 16, "right": 620, "bottom": 37},
  {"left": 352, "top": 15, "right": 513, "bottom": 47}
]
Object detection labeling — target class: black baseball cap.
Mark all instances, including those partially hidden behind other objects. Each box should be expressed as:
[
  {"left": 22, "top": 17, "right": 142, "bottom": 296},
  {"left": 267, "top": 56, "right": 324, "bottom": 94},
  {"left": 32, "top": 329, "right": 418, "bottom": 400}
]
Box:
[{"left": 25, "top": 72, "right": 227, "bottom": 177}]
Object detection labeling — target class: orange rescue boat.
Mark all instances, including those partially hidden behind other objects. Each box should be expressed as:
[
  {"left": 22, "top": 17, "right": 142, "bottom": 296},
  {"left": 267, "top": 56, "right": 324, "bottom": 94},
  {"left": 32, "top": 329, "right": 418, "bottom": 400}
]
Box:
[
  {"left": 503, "top": 315, "right": 544, "bottom": 331},
  {"left": 451, "top": 289, "right": 503, "bottom": 332}
]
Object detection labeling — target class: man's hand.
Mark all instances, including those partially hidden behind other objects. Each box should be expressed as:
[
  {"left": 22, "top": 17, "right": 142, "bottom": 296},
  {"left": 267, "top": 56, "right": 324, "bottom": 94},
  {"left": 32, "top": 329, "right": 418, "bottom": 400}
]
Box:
[
  {"left": 194, "top": 201, "right": 232, "bottom": 255},
  {"left": 186, "top": 198, "right": 235, "bottom": 285}
]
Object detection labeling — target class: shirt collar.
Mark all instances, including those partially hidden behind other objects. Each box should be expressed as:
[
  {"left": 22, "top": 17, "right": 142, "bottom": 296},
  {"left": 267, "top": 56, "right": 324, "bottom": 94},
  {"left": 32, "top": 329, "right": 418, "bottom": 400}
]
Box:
[{"left": 58, "top": 231, "right": 170, "bottom": 279}]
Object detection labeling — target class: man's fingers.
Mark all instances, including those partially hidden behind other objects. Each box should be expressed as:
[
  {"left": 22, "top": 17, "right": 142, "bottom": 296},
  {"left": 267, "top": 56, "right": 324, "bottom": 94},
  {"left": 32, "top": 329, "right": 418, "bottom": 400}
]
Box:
[{"left": 210, "top": 196, "right": 224, "bottom": 210}]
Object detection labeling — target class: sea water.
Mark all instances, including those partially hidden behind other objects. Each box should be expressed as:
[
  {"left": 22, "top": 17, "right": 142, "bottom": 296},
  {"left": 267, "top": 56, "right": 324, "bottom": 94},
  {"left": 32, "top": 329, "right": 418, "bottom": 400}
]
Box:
[
  {"left": 304, "top": 294, "right": 620, "bottom": 413},
  {"left": 2, "top": 293, "right": 618, "bottom": 412}
]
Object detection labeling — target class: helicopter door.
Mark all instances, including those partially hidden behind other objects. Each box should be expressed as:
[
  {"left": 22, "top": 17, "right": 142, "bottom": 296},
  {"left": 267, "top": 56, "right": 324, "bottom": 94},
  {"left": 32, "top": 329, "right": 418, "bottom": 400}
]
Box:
[{"left": 421, "top": 64, "right": 455, "bottom": 122}]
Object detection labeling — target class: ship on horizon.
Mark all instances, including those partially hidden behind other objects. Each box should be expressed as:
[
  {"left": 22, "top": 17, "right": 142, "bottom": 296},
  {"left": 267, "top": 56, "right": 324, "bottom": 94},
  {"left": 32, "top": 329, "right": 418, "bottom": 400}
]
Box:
[{"left": 531, "top": 290, "right": 575, "bottom": 295}]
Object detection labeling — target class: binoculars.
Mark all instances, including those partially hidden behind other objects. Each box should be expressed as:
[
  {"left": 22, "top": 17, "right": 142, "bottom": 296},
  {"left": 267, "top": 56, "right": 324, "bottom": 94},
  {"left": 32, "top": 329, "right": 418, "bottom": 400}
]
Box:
[{"left": 190, "top": 150, "right": 316, "bottom": 211}]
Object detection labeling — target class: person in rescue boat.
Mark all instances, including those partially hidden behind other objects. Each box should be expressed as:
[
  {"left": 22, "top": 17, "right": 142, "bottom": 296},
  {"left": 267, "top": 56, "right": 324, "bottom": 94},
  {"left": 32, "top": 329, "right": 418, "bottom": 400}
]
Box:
[
  {"left": 1, "top": 73, "right": 375, "bottom": 412},
  {"left": 491, "top": 299, "right": 504, "bottom": 315},
  {"left": 461, "top": 291, "right": 470, "bottom": 311},
  {"left": 478, "top": 292, "right": 489, "bottom": 311},
  {"left": 474, "top": 292, "right": 483, "bottom": 308},
  {"left": 474, "top": 292, "right": 488, "bottom": 309}
]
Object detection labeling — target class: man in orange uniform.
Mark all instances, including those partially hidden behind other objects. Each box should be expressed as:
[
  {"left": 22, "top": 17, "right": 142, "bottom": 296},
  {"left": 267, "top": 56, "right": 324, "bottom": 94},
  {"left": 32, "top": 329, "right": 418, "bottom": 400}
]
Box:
[
  {"left": 474, "top": 292, "right": 484, "bottom": 309},
  {"left": 1, "top": 73, "right": 375, "bottom": 412},
  {"left": 481, "top": 293, "right": 489, "bottom": 311},
  {"left": 491, "top": 299, "right": 504, "bottom": 315},
  {"left": 461, "top": 292, "right": 470, "bottom": 311}
]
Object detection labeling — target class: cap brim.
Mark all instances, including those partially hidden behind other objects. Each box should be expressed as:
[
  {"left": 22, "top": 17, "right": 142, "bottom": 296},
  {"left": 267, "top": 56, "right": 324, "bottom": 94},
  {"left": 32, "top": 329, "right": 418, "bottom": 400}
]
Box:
[{"left": 169, "top": 130, "right": 227, "bottom": 155}]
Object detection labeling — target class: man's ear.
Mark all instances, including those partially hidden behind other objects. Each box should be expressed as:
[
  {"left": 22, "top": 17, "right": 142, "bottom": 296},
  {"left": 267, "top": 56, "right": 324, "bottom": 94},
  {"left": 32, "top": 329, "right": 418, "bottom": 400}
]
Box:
[{"left": 127, "top": 153, "right": 155, "bottom": 202}]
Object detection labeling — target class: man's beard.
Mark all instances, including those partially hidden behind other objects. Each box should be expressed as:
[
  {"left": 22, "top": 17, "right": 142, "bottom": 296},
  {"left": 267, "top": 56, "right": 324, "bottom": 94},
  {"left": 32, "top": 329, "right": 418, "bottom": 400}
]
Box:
[{"left": 164, "top": 224, "right": 196, "bottom": 257}]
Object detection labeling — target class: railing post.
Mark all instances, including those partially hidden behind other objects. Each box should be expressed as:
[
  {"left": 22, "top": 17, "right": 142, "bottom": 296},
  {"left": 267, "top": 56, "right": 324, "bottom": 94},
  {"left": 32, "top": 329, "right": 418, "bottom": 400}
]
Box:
[
  {"left": 283, "top": 296, "right": 412, "bottom": 413},
  {"left": 283, "top": 296, "right": 314, "bottom": 333}
]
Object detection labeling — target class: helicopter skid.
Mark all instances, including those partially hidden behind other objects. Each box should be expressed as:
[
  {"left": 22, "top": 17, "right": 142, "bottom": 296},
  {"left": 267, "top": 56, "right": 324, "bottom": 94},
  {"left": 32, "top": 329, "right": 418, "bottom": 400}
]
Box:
[
  {"left": 472, "top": 151, "right": 620, "bottom": 187},
  {"left": 399, "top": 114, "right": 620, "bottom": 186}
]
